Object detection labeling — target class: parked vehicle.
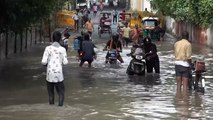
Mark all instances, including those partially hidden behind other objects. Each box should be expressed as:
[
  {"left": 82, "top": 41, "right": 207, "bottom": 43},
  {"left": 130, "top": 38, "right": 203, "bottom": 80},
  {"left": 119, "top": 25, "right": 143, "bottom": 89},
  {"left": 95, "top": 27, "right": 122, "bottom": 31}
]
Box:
[{"left": 188, "top": 60, "right": 206, "bottom": 93}]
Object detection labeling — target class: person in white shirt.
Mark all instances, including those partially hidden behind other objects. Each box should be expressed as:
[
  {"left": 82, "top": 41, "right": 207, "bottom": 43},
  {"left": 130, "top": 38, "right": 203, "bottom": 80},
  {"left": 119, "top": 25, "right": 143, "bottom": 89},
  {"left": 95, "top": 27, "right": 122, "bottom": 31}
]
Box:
[
  {"left": 72, "top": 12, "right": 79, "bottom": 32},
  {"left": 41, "top": 31, "right": 68, "bottom": 106}
]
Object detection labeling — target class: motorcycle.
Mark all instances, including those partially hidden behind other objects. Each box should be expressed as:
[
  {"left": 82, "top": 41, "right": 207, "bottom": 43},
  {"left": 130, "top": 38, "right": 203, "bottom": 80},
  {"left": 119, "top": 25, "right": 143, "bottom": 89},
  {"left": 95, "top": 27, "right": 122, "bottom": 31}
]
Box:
[
  {"left": 188, "top": 60, "right": 206, "bottom": 93},
  {"left": 103, "top": 49, "right": 118, "bottom": 64},
  {"left": 126, "top": 53, "right": 146, "bottom": 76}
]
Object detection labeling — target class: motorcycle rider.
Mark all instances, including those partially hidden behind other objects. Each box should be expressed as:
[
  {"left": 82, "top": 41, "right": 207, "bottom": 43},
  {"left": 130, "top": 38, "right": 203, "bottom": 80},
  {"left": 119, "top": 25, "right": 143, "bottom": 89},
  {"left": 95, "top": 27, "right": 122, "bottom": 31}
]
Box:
[
  {"left": 104, "top": 33, "right": 124, "bottom": 63},
  {"left": 143, "top": 37, "right": 160, "bottom": 73}
]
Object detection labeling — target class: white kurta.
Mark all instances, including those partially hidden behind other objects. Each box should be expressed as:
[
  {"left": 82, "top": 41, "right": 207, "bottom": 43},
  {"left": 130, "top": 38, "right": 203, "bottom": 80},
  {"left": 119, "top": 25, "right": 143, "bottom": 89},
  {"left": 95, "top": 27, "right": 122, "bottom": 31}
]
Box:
[{"left": 41, "top": 42, "right": 68, "bottom": 83}]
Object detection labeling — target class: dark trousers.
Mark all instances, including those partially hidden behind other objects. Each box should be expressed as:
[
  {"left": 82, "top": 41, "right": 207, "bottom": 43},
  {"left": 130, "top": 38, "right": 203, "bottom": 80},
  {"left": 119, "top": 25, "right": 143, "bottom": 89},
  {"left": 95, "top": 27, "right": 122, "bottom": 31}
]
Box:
[
  {"left": 88, "top": 31, "right": 92, "bottom": 38},
  {"left": 74, "top": 20, "right": 79, "bottom": 32},
  {"left": 123, "top": 37, "right": 130, "bottom": 47},
  {"left": 146, "top": 57, "right": 160, "bottom": 73},
  {"left": 47, "top": 81, "right": 65, "bottom": 106},
  {"left": 64, "top": 45, "right": 68, "bottom": 52}
]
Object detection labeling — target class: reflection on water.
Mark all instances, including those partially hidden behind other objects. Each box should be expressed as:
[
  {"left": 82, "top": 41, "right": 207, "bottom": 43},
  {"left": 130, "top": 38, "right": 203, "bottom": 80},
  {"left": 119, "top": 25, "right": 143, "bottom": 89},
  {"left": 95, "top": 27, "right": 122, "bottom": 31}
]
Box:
[
  {"left": 127, "top": 74, "right": 161, "bottom": 86},
  {"left": 174, "top": 91, "right": 206, "bottom": 120}
]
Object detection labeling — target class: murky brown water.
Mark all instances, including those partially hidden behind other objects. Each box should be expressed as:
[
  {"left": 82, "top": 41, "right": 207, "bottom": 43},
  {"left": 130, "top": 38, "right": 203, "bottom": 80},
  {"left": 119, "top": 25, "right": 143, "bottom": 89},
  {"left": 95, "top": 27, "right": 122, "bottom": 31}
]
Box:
[
  {"left": 0, "top": 13, "right": 213, "bottom": 120},
  {"left": 0, "top": 33, "right": 213, "bottom": 120}
]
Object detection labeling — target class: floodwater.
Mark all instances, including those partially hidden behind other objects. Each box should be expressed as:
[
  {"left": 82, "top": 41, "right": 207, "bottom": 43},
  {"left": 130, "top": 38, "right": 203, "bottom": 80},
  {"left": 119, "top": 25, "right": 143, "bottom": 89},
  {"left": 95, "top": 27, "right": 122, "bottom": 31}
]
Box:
[
  {"left": 0, "top": 33, "right": 213, "bottom": 120},
  {"left": 0, "top": 14, "right": 213, "bottom": 120}
]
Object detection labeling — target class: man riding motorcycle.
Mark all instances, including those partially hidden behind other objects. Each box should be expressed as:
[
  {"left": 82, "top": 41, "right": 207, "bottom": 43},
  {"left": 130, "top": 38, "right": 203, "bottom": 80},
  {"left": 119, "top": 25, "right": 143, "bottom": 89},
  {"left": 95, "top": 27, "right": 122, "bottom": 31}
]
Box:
[{"left": 104, "top": 33, "right": 124, "bottom": 63}]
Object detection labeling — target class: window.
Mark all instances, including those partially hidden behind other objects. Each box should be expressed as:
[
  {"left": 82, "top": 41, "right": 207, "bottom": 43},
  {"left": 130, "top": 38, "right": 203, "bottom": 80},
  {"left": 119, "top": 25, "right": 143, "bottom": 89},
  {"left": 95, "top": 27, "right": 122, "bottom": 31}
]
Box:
[{"left": 144, "top": 20, "right": 157, "bottom": 27}]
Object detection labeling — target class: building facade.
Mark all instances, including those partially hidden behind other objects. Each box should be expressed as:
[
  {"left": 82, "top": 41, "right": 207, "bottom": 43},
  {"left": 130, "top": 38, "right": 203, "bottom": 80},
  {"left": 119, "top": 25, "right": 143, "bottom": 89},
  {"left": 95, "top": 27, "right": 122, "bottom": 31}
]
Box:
[{"left": 130, "top": 0, "right": 151, "bottom": 12}]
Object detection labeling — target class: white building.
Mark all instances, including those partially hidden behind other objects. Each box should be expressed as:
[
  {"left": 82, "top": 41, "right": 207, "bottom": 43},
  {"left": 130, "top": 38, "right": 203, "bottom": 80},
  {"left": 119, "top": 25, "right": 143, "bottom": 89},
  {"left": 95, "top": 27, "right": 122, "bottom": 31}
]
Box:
[{"left": 130, "top": 0, "right": 151, "bottom": 11}]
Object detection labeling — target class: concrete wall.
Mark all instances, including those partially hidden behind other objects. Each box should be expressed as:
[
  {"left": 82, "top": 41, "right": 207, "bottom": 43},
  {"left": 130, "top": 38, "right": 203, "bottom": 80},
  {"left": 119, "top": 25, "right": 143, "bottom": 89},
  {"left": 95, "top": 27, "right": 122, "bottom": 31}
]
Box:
[
  {"left": 165, "top": 16, "right": 176, "bottom": 34},
  {"left": 165, "top": 16, "right": 213, "bottom": 48}
]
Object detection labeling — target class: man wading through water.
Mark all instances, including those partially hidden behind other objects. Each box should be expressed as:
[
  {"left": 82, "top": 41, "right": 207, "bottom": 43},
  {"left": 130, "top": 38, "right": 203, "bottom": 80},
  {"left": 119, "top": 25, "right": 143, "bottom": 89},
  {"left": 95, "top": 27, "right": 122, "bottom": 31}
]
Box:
[
  {"left": 41, "top": 31, "right": 68, "bottom": 106},
  {"left": 174, "top": 31, "right": 192, "bottom": 95}
]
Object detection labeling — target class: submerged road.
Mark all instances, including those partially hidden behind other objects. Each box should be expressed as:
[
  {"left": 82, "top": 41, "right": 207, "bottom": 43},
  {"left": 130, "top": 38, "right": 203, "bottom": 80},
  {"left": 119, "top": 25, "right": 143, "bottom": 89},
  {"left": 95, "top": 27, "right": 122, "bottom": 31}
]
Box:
[{"left": 0, "top": 10, "right": 213, "bottom": 120}]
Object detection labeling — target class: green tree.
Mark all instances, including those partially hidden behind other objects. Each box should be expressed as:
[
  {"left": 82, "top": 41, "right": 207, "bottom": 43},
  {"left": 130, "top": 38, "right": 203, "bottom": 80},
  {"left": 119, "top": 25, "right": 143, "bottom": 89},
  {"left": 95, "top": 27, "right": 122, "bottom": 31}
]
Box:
[
  {"left": 0, "top": 0, "right": 67, "bottom": 33},
  {"left": 151, "top": 0, "right": 213, "bottom": 27},
  {"left": 0, "top": 0, "right": 67, "bottom": 55}
]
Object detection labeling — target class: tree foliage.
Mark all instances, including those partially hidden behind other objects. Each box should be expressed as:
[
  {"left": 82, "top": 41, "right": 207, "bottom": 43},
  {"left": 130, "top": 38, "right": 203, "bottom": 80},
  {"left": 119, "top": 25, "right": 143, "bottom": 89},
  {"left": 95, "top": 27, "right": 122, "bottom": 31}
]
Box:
[
  {"left": 151, "top": 0, "right": 213, "bottom": 27},
  {"left": 0, "top": 0, "right": 66, "bottom": 32}
]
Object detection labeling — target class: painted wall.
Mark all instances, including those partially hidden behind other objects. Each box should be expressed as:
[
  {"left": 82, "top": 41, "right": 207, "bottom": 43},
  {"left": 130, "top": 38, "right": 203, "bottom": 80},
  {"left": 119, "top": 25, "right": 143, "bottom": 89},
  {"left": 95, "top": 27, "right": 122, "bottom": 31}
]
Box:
[{"left": 165, "top": 16, "right": 213, "bottom": 48}]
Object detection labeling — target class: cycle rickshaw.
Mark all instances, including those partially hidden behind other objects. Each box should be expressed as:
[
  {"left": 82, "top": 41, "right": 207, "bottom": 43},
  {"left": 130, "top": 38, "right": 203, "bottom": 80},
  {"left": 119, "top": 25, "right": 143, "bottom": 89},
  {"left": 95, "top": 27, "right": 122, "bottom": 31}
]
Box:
[{"left": 98, "top": 12, "right": 112, "bottom": 38}]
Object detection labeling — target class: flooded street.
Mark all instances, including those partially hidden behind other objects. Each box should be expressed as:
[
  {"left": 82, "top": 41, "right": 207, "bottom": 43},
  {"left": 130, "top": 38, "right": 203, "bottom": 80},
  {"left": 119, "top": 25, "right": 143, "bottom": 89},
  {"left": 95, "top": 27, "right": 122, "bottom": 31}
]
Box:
[{"left": 0, "top": 12, "right": 213, "bottom": 120}]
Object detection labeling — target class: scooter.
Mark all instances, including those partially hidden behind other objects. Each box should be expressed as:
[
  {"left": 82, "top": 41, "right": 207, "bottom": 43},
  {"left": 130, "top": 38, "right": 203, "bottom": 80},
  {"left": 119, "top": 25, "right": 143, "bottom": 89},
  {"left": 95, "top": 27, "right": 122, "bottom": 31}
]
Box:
[
  {"left": 103, "top": 49, "right": 118, "bottom": 64},
  {"left": 126, "top": 53, "right": 146, "bottom": 76}
]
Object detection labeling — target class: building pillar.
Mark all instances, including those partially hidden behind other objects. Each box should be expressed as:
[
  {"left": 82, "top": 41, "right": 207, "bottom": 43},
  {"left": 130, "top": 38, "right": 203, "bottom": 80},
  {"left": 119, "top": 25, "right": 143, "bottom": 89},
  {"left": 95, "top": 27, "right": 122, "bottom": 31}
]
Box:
[{"left": 132, "top": 0, "right": 137, "bottom": 10}]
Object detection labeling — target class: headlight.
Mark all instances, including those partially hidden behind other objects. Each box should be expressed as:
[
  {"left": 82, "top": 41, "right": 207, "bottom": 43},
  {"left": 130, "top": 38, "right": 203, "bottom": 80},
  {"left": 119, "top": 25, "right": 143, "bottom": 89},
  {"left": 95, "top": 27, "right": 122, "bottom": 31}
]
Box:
[{"left": 135, "top": 55, "right": 143, "bottom": 60}]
